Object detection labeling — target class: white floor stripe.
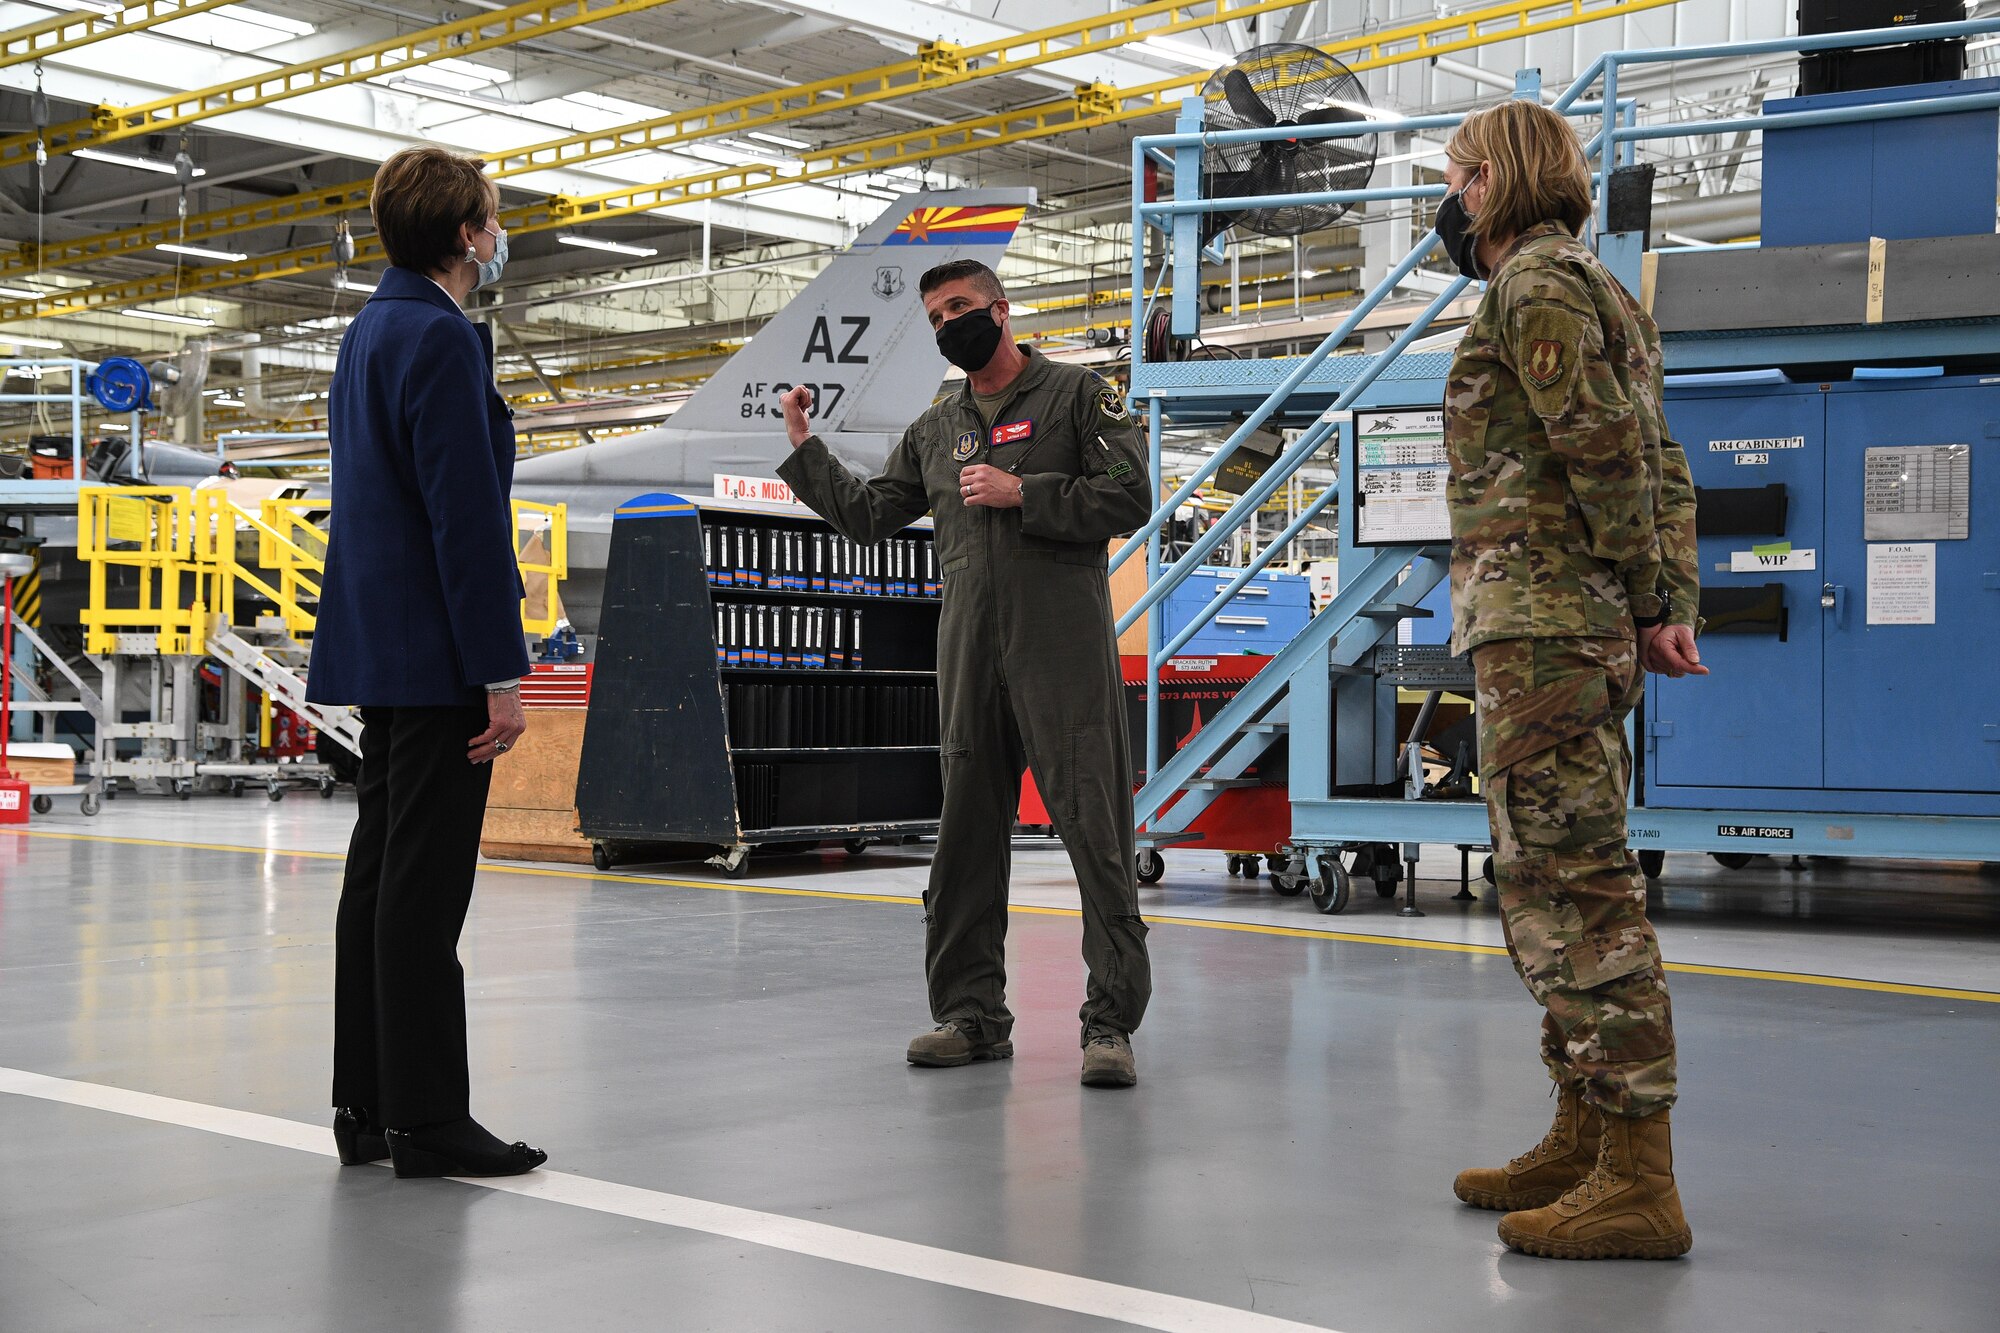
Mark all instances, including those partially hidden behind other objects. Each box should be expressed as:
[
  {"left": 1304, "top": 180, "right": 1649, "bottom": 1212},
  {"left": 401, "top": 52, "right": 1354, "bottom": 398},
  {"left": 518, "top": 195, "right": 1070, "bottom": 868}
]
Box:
[{"left": 0, "top": 1066, "right": 1340, "bottom": 1333}]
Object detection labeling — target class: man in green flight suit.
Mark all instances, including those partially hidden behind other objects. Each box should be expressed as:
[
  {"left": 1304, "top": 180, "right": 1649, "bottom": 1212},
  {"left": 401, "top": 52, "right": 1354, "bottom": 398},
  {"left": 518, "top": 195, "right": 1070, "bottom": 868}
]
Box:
[{"left": 776, "top": 259, "right": 1155, "bottom": 1088}]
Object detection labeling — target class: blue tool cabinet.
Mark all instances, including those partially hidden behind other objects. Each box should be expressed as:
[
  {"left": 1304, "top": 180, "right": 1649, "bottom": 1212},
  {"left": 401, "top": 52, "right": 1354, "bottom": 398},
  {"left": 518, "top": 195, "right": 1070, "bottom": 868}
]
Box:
[
  {"left": 1648, "top": 373, "right": 2000, "bottom": 816},
  {"left": 1161, "top": 566, "right": 1310, "bottom": 657}
]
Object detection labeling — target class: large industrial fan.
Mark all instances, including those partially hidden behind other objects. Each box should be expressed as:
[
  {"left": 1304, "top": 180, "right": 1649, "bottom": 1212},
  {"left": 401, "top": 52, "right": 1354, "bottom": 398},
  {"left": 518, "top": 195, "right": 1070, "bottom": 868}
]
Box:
[{"left": 1200, "top": 43, "right": 1379, "bottom": 241}]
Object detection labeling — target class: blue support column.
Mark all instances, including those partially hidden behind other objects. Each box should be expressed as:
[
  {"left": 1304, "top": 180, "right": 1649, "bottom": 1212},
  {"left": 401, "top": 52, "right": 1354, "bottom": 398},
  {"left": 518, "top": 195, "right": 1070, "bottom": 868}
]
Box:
[
  {"left": 1145, "top": 400, "right": 1163, "bottom": 784},
  {"left": 1170, "top": 98, "right": 1204, "bottom": 338}
]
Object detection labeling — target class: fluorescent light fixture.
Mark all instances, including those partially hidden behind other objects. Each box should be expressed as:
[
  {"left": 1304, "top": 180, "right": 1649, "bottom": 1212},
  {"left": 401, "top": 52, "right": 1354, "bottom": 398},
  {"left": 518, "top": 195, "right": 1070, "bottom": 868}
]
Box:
[
  {"left": 98, "top": 421, "right": 129, "bottom": 431},
  {"left": 123, "top": 308, "right": 216, "bottom": 327},
  {"left": 58, "top": 0, "right": 124, "bottom": 14},
  {"left": 386, "top": 77, "right": 526, "bottom": 117},
  {"left": 1138, "top": 35, "right": 1222, "bottom": 67},
  {"left": 747, "top": 130, "right": 811, "bottom": 151},
  {"left": 213, "top": 396, "right": 245, "bottom": 407},
  {"left": 74, "top": 146, "right": 206, "bottom": 177},
  {"left": 157, "top": 242, "right": 249, "bottom": 262},
  {"left": 558, "top": 234, "right": 658, "bottom": 258},
  {"left": 5, "top": 365, "right": 44, "bottom": 379},
  {"left": 0, "top": 285, "right": 42, "bottom": 299},
  {"left": 0, "top": 334, "right": 64, "bottom": 349},
  {"left": 222, "top": 5, "right": 315, "bottom": 36},
  {"left": 336, "top": 274, "right": 377, "bottom": 293}
]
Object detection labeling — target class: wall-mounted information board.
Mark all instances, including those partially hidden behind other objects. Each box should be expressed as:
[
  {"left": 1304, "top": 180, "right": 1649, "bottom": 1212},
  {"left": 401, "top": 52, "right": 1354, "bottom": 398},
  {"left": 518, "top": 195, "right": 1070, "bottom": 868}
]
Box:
[{"left": 1351, "top": 407, "right": 1452, "bottom": 547}]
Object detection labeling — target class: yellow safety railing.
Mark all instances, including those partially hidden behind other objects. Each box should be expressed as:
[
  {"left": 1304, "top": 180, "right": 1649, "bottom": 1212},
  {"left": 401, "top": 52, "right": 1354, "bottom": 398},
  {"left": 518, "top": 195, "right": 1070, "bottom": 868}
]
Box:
[
  {"left": 78, "top": 487, "right": 205, "bottom": 655},
  {"left": 78, "top": 487, "right": 567, "bottom": 652},
  {"left": 512, "top": 499, "right": 569, "bottom": 638}
]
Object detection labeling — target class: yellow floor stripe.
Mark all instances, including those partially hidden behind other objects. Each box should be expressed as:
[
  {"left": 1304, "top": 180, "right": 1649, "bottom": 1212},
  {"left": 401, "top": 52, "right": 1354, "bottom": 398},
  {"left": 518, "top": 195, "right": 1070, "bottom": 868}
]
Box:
[{"left": 9, "top": 827, "right": 1996, "bottom": 1004}]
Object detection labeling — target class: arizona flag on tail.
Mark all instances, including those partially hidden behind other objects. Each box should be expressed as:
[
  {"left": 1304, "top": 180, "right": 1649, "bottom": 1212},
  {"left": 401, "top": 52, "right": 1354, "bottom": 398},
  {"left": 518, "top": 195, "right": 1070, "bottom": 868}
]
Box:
[{"left": 883, "top": 204, "right": 1026, "bottom": 246}]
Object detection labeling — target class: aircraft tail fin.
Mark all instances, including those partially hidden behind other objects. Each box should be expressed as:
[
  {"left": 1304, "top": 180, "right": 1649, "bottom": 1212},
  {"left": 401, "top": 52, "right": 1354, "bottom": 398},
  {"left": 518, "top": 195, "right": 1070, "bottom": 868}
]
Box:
[{"left": 664, "top": 187, "right": 1037, "bottom": 437}]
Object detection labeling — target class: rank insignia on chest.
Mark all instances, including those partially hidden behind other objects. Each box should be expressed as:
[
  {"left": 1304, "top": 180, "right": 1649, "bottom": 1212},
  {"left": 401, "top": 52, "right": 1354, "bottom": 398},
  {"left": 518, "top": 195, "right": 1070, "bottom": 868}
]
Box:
[
  {"left": 1524, "top": 339, "right": 1565, "bottom": 390},
  {"left": 992, "top": 419, "right": 1032, "bottom": 446},
  {"left": 952, "top": 430, "right": 979, "bottom": 461}
]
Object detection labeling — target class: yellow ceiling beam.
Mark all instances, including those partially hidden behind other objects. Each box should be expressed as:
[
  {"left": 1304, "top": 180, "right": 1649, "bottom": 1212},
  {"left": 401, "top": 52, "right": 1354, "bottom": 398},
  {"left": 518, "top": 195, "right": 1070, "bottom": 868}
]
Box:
[
  {"left": 0, "top": 0, "right": 686, "bottom": 170},
  {"left": 7, "top": 0, "right": 1314, "bottom": 277},
  {"left": 0, "top": 0, "right": 1680, "bottom": 321},
  {"left": 0, "top": 0, "right": 243, "bottom": 70}
]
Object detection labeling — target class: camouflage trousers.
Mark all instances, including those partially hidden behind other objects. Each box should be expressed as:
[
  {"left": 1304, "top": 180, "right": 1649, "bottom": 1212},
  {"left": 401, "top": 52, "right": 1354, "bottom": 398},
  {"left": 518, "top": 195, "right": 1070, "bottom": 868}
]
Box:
[{"left": 1471, "top": 634, "right": 1676, "bottom": 1117}]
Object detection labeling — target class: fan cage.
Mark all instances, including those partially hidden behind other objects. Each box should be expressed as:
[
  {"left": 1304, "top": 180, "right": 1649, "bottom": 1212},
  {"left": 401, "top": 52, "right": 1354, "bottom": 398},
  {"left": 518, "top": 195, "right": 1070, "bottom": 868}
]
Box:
[{"left": 1200, "top": 42, "right": 1380, "bottom": 239}]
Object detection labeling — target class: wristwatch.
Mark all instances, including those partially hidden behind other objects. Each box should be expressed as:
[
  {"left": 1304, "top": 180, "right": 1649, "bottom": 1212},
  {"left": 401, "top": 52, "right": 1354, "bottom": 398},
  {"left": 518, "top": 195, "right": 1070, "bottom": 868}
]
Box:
[{"left": 1632, "top": 591, "right": 1671, "bottom": 629}]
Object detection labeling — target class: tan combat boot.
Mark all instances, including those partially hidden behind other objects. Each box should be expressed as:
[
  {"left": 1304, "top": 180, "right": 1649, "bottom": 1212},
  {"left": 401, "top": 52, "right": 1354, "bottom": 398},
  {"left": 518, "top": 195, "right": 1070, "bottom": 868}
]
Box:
[
  {"left": 1080, "top": 1032, "right": 1137, "bottom": 1088},
  {"left": 906, "top": 1022, "right": 1013, "bottom": 1068},
  {"left": 1498, "top": 1108, "right": 1693, "bottom": 1260},
  {"left": 1453, "top": 1082, "right": 1600, "bottom": 1211}
]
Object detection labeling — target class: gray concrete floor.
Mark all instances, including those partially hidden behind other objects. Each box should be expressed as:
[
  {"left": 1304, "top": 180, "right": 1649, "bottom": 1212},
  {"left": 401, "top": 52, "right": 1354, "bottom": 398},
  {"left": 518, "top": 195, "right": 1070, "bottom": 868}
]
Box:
[{"left": 2, "top": 795, "right": 1997, "bottom": 1332}]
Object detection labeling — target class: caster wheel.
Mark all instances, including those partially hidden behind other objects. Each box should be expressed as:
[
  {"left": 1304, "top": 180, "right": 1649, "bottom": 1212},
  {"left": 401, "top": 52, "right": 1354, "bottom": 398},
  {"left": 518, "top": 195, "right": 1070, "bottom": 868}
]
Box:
[
  {"left": 229, "top": 780, "right": 244, "bottom": 798},
  {"left": 1712, "top": 852, "right": 1755, "bottom": 871},
  {"left": 1311, "top": 855, "right": 1351, "bottom": 915},
  {"left": 844, "top": 839, "right": 870, "bottom": 856},
  {"left": 1136, "top": 850, "right": 1164, "bottom": 885},
  {"left": 1267, "top": 854, "right": 1306, "bottom": 896},
  {"left": 319, "top": 779, "right": 335, "bottom": 799},
  {"left": 591, "top": 842, "right": 613, "bottom": 872},
  {"left": 1482, "top": 855, "right": 1496, "bottom": 885},
  {"left": 1375, "top": 879, "right": 1399, "bottom": 898},
  {"left": 174, "top": 780, "right": 192, "bottom": 801},
  {"left": 1638, "top": 849, "right": 1666, "bottom": 879},
  {"left": 1224, "top": 855, "right": 1241, "bottom": 878},
  {"left": 32, "top": 795, "right": 52, "bottom": 814},
  {"left": 1265, "top": 854, "right": 1286, "bottom": 874},
  {"left": 80, "top": 795, "right": 100, "bottom": 817},
  {"left": 267, "top": 783, "right": 284, "bottom": 802},
  {"left": 723, "top": 855, "right": 754, "bottom": 879}
]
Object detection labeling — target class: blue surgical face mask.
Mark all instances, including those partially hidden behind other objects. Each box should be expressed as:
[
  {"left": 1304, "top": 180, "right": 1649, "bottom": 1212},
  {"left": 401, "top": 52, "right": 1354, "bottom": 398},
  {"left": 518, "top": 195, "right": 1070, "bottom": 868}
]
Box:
[{"left": 467, "top": 222, "right": 508, "bottom": 291}]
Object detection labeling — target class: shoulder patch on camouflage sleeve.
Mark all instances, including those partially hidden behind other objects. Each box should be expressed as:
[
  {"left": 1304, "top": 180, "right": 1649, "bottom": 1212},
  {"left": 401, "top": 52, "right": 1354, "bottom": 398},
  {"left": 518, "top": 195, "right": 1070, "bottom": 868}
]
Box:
[{"left": 1513, "top": 303, "right": 1588, "bottom": 418}]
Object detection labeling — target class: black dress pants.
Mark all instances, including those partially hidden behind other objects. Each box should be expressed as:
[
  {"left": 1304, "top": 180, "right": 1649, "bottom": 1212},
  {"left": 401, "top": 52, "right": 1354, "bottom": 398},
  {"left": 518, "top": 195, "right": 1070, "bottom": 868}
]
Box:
[{"left": 332, "top": 704, "right": 494, "bottom": 1128}]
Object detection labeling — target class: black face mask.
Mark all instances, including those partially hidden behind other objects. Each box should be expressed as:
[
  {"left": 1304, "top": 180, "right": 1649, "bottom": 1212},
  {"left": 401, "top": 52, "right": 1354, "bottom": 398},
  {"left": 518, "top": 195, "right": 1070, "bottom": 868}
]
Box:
[
  {"left": 1436, "top": 185, "right": 1484, "bottom": 281},
  {"left": 934, "top": 302, "right": 1004, "bottom": 373}
]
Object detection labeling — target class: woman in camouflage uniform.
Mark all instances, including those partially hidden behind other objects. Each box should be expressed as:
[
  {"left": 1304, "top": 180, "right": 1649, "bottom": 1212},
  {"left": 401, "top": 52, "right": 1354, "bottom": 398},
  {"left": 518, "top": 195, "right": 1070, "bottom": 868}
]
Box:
[{"left": 1435, "top": 100, "right": 1707, "bottom": 1260}]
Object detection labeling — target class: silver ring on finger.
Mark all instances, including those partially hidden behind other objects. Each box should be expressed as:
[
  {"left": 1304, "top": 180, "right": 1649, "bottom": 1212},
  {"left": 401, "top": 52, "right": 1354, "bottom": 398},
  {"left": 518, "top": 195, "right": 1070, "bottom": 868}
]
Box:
[{"left": 495, "top": 741, "right": 511, "bottom": 753}]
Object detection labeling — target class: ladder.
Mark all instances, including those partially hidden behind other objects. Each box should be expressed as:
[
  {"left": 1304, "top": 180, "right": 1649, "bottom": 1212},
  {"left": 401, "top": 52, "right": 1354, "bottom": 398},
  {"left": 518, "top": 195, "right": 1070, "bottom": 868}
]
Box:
[{"left": 207, "top": 622, "right": 363, "bottom": 755}]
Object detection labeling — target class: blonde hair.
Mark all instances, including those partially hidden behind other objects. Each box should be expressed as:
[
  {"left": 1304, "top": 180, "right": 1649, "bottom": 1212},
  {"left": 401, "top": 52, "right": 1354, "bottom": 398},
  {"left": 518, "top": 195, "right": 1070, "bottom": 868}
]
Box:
[{"left": 1444, "top": 100, "right": 1593, "bottom": 240}]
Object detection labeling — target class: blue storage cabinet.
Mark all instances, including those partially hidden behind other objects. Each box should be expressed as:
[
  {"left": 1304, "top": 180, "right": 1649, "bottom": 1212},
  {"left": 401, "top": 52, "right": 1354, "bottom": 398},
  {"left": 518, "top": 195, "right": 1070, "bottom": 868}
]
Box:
[
  {"left": 1162, "top": 566, "right": 1310, "bottom": 657},
  {"left": 1646, "top": 373, "right": 2000, "bottom": 816}
]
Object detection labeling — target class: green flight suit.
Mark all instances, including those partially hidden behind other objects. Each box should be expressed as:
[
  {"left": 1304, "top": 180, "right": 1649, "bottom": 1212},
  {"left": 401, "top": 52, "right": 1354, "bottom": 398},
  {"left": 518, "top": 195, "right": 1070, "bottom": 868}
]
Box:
[
  {"left": 778, "top": 345, "right": 1156, "bottom": 1045},
  {"left": 1444, "top": 222, "right": 1700, "bottom": 1118}
]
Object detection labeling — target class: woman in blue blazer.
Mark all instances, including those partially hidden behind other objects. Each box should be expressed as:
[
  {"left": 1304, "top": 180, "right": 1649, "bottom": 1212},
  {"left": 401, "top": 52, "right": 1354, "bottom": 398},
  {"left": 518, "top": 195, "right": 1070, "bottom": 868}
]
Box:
[{"left": 307, "top": 146, "right": 545, "bottom": 1179}]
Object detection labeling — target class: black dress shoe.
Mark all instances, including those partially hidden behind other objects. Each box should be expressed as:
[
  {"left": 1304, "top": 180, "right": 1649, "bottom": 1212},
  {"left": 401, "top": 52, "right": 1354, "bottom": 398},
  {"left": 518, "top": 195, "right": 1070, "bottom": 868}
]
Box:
[
  {"left": 333, "top": 1108, "right": 390, "bottom": 1166},
  {"left": 384, "top": 1123, "right": 548, "bottom": 1179}
]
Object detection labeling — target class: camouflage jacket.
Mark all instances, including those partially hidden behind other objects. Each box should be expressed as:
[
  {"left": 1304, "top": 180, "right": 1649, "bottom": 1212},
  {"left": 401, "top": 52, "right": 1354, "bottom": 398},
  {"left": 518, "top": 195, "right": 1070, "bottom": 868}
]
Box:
[{"left": 1444, "top": 221, "right": 1698, "bottom": 654}]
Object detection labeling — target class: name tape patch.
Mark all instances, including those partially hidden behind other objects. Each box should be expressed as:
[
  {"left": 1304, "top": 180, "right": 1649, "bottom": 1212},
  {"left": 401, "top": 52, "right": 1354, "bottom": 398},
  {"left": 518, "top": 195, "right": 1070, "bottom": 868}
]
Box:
[{"left": 992, "top": 419, "right": 1033, "bottom": 446}]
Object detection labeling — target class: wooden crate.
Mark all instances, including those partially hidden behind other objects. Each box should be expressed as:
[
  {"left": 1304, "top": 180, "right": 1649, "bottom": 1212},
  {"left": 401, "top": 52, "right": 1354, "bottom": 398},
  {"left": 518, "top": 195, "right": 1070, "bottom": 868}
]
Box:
[
  {"left": 4, "top": 743, "right": 76, "bottom": 788},
  {"left": 479, "top": 709, "right": 593, "bottom": 865},
  {"left": 1109, "top": 537, "right": 1151, "bottom": 656}
]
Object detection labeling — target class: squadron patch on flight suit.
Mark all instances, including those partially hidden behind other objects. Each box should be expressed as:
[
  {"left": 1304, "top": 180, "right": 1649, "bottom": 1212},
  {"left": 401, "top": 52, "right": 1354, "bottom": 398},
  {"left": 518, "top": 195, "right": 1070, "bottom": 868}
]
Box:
[
  {"left": 952, "top": 430, "right": 979, "bottom": 461},
  {"left": 1095, "top": 385, "right": 1130, "bottom": 422}
]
